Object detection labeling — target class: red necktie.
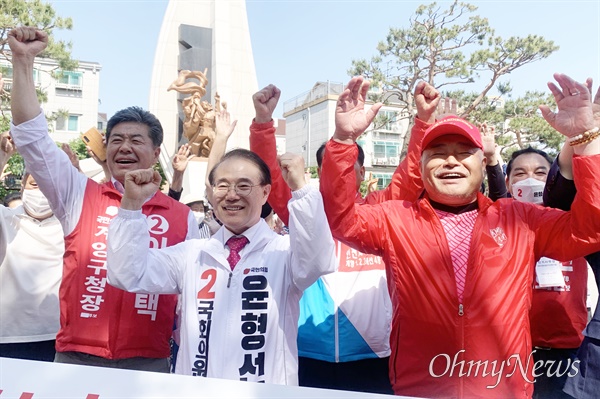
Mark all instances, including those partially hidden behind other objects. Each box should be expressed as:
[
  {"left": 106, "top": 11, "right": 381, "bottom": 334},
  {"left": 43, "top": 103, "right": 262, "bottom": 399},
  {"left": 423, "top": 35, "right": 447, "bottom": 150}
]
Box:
[{"left": 226, "top": 236, "right": 249, "bottom": 270}]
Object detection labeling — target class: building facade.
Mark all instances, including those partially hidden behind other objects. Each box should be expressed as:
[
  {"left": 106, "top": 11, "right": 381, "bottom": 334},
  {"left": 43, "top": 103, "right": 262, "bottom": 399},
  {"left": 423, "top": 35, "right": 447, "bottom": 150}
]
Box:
[
  {"left": 1, "top": 57, "right": 101, "bottom": 144},
  {"left": 283, "top": 81, "right": 409, "bottom": 189}
]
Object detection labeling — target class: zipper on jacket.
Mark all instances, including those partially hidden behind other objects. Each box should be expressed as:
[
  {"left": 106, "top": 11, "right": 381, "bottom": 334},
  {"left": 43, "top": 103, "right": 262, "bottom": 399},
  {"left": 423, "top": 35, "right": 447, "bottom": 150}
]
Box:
[
  {"left": 459, "top": 303, "right": 465, "bottom": 398},
  {"left": 227, "top": 272, "right": 232, "bottom": 288}
]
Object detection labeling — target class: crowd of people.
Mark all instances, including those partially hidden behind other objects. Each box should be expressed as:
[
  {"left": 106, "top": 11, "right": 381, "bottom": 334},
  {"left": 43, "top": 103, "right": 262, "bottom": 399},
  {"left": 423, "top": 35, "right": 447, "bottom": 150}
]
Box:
[{"left": 2, "top": 26, "right": 600, "bottom": 399}]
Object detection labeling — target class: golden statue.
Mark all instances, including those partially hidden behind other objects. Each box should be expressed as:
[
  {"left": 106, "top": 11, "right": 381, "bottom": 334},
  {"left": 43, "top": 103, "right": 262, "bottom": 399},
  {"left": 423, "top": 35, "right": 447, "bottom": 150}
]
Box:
[{"left": 168, "top": 69, "right": 223, "bottom": 157}]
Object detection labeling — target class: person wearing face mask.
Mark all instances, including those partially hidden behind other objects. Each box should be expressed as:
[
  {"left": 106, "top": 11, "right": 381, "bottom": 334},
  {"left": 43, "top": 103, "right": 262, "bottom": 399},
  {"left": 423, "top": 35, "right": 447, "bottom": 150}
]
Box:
[
  {"left": 21, "top": 179, "right": 54, "bottom": 219},
  {"left": 0, "top": 131, "right": 94, "bottom": 362},
  {"left": 0, "top": 150, "right": 64, "bottom": 360},
  {"left": 181, "top": 193, "right": 211, "bottom": 239},
  {"left": 486, "top": 146, "right": 588, "bottom": 399}
]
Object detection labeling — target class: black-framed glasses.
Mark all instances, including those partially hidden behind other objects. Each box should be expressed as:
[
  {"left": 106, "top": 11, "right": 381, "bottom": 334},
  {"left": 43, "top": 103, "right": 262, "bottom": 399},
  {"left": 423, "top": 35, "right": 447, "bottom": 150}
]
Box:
[{"left": 212, "top": 183, "right": 262, "bottom": 197}]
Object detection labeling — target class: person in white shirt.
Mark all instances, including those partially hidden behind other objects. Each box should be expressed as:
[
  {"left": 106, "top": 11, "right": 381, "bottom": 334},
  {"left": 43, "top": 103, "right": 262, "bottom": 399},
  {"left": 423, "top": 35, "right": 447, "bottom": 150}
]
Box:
[
  {"left": 106, "top": 148, "right": 336, "bottom": 384},
  {"left": 0, "top": 132, "right": 63, "bottom": 361},
  {"left": 8, "top": 26, "right": 199, "bottom": 372}
]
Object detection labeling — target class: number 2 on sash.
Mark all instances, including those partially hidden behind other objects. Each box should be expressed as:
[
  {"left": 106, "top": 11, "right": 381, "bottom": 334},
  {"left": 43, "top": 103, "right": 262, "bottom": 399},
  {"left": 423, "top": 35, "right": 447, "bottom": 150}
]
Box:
[{"left": 197, "top": 269, "right": 217, "bottom": 299}]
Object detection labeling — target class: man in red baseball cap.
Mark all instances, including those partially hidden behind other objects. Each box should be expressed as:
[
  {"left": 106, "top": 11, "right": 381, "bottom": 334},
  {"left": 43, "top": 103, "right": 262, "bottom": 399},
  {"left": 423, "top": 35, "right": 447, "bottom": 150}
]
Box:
[
  {"left": 320, "top": 75, "right": 600, "bottom": 398},
  {"left": 421, "top": 116, "right": 483, "bottom": 150},
  {"left": 420, "top": 116, "right": 485, "bottom": 207}
]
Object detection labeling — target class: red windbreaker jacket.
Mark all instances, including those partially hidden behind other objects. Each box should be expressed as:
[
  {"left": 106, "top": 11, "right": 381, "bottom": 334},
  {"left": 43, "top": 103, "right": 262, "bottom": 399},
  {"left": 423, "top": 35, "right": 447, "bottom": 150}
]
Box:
[{"left": 321, "top": 140, "right": 600, "bottom": 399}]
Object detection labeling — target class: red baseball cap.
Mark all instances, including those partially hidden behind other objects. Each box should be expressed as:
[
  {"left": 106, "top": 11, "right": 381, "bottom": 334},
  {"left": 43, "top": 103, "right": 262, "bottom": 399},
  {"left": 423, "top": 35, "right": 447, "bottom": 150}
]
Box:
[{"left": 421, "top": 116, "right": 483, "bottom": 153}]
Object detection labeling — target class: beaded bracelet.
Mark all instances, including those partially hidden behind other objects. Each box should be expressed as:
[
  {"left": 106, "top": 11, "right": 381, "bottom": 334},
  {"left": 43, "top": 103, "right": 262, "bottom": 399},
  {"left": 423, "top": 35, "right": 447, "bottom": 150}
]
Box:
[{"left": 568, "top": 127, "right": 600, "bottom": 147}]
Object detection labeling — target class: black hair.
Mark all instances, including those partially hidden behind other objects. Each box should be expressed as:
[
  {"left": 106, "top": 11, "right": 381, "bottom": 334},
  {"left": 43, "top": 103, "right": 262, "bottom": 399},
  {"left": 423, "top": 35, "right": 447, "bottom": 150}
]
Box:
[
  {"left": 106, "top": 106, "right": 163, "bottom": 147},
  {"left": 316, "top": 142, "right": 364, "bottom": 168},
  {"left": 261, "top": 202, "right": 273, "bottom": 219},
  {"left": 3, "top": 191, "right": 22, "bottom": 207},
  {"left": 208, "top": 148, "right": 272, "bottom": 186},
  {"left": 505, "top": 147, "right": 553, "bottom": 177}
]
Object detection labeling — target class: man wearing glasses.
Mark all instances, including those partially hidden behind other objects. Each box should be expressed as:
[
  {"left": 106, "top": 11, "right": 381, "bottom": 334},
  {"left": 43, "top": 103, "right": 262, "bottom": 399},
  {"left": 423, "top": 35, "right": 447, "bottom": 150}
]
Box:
[{"left": 106, "top": 148, "right": 336, "bottom": 384}]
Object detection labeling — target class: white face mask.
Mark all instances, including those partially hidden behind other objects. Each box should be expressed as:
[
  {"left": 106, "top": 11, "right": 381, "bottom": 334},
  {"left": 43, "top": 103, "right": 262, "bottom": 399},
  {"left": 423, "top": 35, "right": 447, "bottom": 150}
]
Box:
[
  {"left": 511, "top": 177, "right": 545, "bottom": 204},
  {"left": 193, "top": 211, "right": 205, "bottom": 225},
  {"left": 22, "top": 188, "right": 53, "bottom": 219}
]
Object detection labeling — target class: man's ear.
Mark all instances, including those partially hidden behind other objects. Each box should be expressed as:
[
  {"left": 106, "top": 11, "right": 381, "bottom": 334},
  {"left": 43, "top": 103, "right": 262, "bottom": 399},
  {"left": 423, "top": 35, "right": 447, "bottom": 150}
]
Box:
[
  {"left": 262, "top": 184, "right": 272, "bottom": 202},
  {"left": 482, "top": 158, "right": 487, "bottom": 175},
  {"left": 153, "top": 146, "right": 161, "bottom": 163}
]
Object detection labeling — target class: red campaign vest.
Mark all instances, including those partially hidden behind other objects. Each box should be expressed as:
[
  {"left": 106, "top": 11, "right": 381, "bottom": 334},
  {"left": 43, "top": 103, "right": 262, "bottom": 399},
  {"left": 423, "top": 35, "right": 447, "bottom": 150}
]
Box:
[
  {"left": 530, "top": 257, "right": 588, "bottom": 348},
  {"left": 56, "top": 180, "right": 190, "bottom": 359}
]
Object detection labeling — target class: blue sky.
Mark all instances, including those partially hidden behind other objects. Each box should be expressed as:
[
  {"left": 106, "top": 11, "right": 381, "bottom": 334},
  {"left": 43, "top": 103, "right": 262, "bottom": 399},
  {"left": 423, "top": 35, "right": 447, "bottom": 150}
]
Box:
[{"left": 48, "top": 0, "right": 600, "bottom": 119}]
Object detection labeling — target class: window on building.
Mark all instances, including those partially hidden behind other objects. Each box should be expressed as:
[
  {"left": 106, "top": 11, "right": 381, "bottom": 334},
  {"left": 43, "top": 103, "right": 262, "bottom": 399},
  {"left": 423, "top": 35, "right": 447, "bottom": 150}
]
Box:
[
  {"left": 0, "top": 64, "right": 13, "bottom": 79},
  {"left": 56, "top": 70, "right": 83, "bottom": 87},
  {"left": 0, "top": 65, "right": 39, "bottom": 86},
  {"left": 380, "top": 110, "right": 398, "bottom": 131},
  {"left": 356, "top": 139, "right": 367, "bottom": 153},
  {"left": 56, "top": 115, "right": 80, "bottom": 132},
  {"left": 372, "top": 173, "right": 393, "bottom": 190},
  {"left": 372, "top": 131, "right": 400, "bottom": 140},
  {"left": 373, "top": 141, "right": 399, "bottom": 158},
  {"left": 372, "top": 141, "right": 400, "bottom": 166}
]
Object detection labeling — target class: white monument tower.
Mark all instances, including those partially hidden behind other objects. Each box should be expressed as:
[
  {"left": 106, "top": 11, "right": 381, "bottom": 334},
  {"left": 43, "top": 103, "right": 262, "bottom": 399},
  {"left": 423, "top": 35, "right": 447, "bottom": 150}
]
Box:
[{"left": 149, "top": 0, "right": 258, "bottom": 198}]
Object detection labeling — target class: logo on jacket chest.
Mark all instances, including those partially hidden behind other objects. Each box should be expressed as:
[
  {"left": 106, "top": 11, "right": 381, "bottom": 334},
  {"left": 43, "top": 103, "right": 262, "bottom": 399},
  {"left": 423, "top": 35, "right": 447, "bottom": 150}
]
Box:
[{"left": 489, "top": 227, "right": 507, "bottom": 248}]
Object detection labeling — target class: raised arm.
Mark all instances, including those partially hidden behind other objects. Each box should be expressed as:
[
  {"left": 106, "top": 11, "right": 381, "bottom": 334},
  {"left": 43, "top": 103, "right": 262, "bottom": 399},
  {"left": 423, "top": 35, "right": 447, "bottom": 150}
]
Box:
[
  {"left": 0, "top": 132, "right": 15, "bottom": 175},
  {"left": 363, "top": 81, "right": 439, "bottom": 204},
  {"left": 543, "top": 80, "right": 600, "bottom": 210},
  {"left": 534, "top": 73, "right": 600, "bottom": 260},
  {"left": 280, "top": 152, "right": 336, "bottom": 290},
  {"left": 540, "top": 73, "right": 599, "bottom": 157},
  {"left": 7, "top": 28, "right": 45, "bottom": 124},
  {"left": 60, "top": 143, "right": 82, "bottom": 173},
  {"left": 204, "top": 107, "right": 237, "bottom": 206},
  {"left": 169, "top": 143, "right": 194, "bottom": 201},
  {"left": 8, "top": 27, "right": 87, "bottom": 235},
  {"left": 543, "top": 142, "right": 576, "bottom": 211},
  {"left": 480, "top": 124, "right": 508, "bottom": 201},
  {"left": 107, "top": 168, "right": 191, "bottom": 294},
  {"left": 248, "top": 85, "right": 292, "bottom": 224},
  {"left": 332, "top": 77, "right": 382, "bottom": 145},
  {"left": 321, "top": 77, "right": 388, "bottom": 253}
]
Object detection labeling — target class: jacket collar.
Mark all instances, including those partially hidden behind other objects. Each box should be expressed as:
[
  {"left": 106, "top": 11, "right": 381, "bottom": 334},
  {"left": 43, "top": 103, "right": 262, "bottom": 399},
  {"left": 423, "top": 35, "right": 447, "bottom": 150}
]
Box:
[
  {"left": 201, "top": 219, "right": 277, "bottom": 269},
  {"left": 419, "top": 191, "right": 493, "bottom": 214}
]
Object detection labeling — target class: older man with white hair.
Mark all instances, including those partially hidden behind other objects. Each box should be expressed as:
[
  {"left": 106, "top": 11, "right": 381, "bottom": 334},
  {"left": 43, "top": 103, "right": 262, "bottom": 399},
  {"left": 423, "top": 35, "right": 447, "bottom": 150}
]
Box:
[{"left": 320, "top": 75, "right": 600, "bottom": 398}]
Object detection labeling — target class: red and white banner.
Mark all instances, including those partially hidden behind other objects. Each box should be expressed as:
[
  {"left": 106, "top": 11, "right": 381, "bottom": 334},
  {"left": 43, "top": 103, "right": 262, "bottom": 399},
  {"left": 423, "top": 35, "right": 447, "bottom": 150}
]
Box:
[{"left": 0, "top": 357, "right": 412, "bottom": 398}]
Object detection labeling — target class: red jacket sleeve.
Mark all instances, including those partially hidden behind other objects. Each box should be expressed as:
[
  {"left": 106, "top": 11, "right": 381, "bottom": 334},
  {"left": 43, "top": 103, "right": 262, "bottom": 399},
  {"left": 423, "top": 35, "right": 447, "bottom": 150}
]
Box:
[
  {"left": 532, "top": 154, "right": 600, "bottom": 261},
  {"left": 320, "top": 140, "right": 388, "bottom": 256},
  {"left": 363, "top": 118, "right": 429, "bottom": 204},
  {"left": 249, "top": 120, "right": 291, "bottom": 225}
]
